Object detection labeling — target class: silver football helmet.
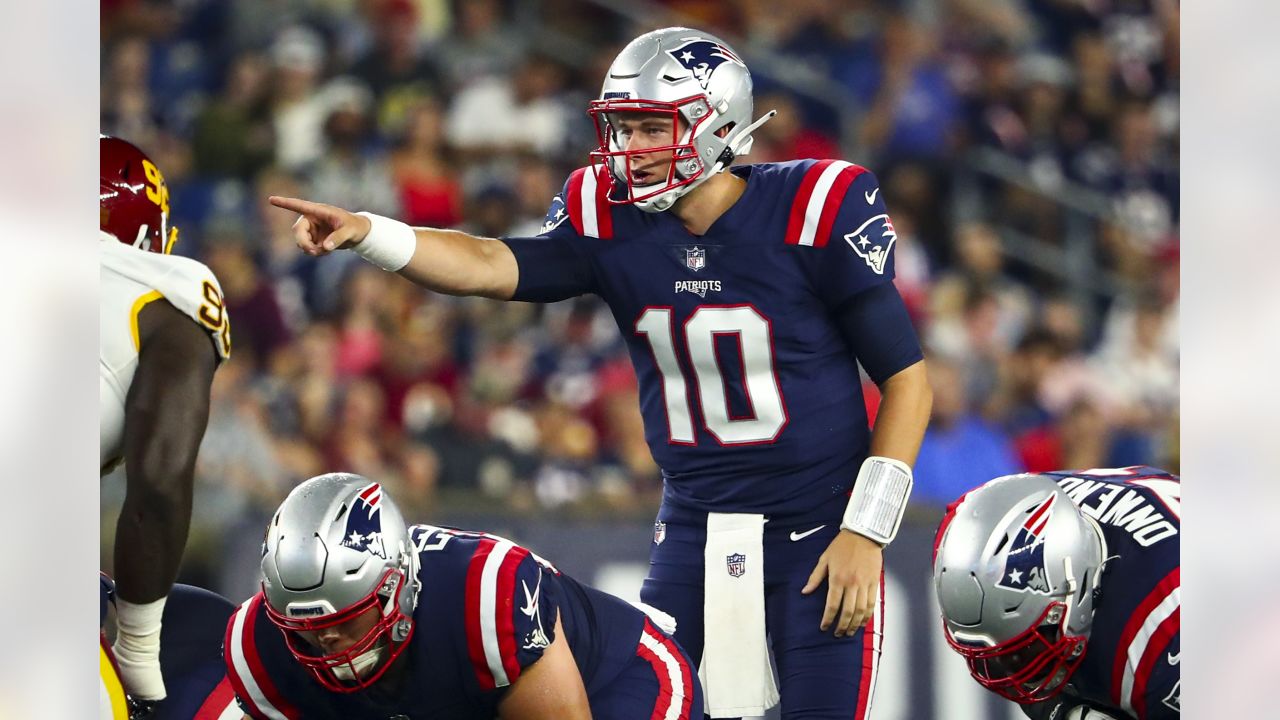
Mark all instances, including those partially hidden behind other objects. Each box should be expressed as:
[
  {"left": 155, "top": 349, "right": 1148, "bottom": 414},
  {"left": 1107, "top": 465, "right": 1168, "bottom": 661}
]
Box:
[
  {"left": 260, "top": 473, "right": 421, "bottom": 692},
  {"left": 588, "top": 27, "right": 774, "bottom": 212},
  {"left": 932, "top": 473, "right": 1107, "bottom": 704}
]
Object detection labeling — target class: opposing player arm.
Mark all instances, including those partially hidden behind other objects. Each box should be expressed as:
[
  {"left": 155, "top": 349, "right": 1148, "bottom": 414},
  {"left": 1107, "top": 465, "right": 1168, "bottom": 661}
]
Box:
[
  {"left": 113, "top": 299, "right": 219, "bottom": 699},
  {"left": 497, "top": 612, "right": 592, "bottom": 720}
]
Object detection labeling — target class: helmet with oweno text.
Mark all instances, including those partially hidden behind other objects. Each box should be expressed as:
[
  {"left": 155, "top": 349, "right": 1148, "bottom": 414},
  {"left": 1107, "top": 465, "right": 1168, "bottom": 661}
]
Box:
[
  {"left": 260, "top": 473, "right": 421, "bottom": 692},
  {"left": 933, "top": 473, "right": 1107, "bottom": 704},
  {"left": 588, "top": 27, "right": 773, "bottom": 213}
]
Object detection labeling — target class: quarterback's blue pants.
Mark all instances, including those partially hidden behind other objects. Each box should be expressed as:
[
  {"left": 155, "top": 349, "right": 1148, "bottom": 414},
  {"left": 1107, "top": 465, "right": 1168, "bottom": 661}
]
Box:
[{"left": 641, "top": 500, "right": 883, "bottom": 720}]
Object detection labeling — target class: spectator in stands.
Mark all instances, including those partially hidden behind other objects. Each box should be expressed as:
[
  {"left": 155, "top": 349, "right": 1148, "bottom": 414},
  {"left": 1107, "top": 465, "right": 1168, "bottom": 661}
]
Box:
[{"left": 913, "top": 356, "right": 1023, "bottom": 506}]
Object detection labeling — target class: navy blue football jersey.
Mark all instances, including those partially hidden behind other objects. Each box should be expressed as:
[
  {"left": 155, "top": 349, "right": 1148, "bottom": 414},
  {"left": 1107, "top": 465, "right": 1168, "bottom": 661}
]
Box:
[
  {"left": 1022, "top": 468, "right": 1180, "bottom": 720},
  {"left": 506, "top": 160, "right": 921, "bottom": 515},
  {"left": 225, "top": 526, "right": 663, "bottom": 719}
]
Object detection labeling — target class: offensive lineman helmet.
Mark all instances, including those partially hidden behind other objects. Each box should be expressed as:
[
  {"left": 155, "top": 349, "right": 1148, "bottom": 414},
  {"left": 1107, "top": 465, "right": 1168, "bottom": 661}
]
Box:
[
  {"left": 588, "top": 27, "right": 774, "bottom": 213},
  {"left": 99, "top": 135, "right": 178, "bottom": 254},
  {"left": 260, "top": 473, "right": 422, "bottom": 692},
  {"left": 932, "top": 473, "right": 1108, "bottom": 703}
]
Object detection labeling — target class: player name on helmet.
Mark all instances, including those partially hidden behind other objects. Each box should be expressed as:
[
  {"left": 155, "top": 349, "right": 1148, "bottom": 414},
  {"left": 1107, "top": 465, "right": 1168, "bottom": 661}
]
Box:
[
  {"left": 1055, "top": 477, "right": 1178, "bottom": 547},
  {"left": 674, "top": 280, "right": 722, "bottom": 297}
]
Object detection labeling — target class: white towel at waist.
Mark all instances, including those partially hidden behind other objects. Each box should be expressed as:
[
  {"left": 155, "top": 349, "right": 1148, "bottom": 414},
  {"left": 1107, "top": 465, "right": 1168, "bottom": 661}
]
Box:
[{"left": 699, "top": 512, "right": 779, "bottom": 718}]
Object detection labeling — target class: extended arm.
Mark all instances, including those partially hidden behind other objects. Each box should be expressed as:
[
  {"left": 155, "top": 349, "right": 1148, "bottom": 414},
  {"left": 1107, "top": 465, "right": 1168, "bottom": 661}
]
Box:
[
  {"left": 270, "top": 195, "right": 520, "bottom": 300},
  {"left": 113, "top": 299, "right": 219, "bottom": 700},
  {"left": 497, "top": 612, "right": 592, "bottom": 720}
]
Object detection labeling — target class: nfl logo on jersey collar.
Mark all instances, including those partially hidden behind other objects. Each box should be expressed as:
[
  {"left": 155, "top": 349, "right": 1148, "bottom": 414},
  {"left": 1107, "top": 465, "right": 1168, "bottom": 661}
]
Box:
[{"left": 726, "top": 553, "right": 746, "bottom": 578}]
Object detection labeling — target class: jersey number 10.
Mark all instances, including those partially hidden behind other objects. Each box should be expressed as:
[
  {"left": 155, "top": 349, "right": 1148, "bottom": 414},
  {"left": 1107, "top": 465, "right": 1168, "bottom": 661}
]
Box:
[{"left": 636, "top": 305, "right": 787, "bottom": 445}]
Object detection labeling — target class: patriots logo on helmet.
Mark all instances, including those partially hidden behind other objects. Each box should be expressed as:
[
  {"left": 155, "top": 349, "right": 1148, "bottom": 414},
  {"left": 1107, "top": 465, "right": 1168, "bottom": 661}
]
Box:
[
  {"left": 541, "top": 194, "right": 569, "bottom": 234},
  {"left": 340, "top": 483, "right": 388, "bottom": 559},
  {"left": 843, "top": 213, "right": 898, "bottom": 275},
  {"left": 997, "top": 494, "right": 1057, "bottom": 594},
  {"left": 666, "top": 39, "right": 744, "bottom": 90}
]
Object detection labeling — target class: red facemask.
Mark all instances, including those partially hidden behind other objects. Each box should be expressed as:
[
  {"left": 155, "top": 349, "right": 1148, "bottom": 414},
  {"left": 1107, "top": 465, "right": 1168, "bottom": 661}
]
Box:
[
  {"left": 264, "top": 569, "right": 415, "bottom": 693},
  {"left": 587, "top": 95, "right": 716, "bottom": 207},
  {"left": 944, "top": 602, "right": 1088, "bottom": 704}
]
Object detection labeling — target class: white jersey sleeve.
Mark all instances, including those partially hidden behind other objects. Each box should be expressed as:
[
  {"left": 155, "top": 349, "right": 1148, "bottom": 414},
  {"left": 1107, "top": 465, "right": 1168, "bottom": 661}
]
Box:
[{"left": 100, "top": 235, "right": 231, "bottom": 471}]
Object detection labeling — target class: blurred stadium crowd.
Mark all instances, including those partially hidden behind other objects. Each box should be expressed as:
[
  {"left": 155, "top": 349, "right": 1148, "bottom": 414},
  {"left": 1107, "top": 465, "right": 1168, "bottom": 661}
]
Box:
[{"left": 101, "top": 0, "right": 1178, "bottom": 588}]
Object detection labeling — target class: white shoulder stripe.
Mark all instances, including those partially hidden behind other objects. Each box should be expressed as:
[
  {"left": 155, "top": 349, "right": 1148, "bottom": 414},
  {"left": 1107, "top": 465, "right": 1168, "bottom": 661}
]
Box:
[
  {"left": 479, "top": 540, "right": 516, "bottom": 687},
  {"left": 1120, "top": 585, "right": 1180, "bottom": 714},
  {"left": 580, "top": 169, "right": 600, "bottom": 238},
  {"left": 640, "top": 629, "right": 686, "bottom": 720},
  {"left": 227, "top": 599, "right": 289, "bottom": 720},
  {"left": 797, "top": 160, "right": 854, "bottom": 247}
]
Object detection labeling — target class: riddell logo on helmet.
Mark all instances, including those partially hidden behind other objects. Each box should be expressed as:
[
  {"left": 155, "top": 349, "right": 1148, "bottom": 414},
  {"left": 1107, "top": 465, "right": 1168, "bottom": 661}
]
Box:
[
  {"left": 997, "top": 495, "right": 1056, "bottom": 594},
  {"left": 340, "top": 483, "right": 388, "bottom": 559},
  {"left": 666, "top": 39, "right": 743, "bottom": 89}
]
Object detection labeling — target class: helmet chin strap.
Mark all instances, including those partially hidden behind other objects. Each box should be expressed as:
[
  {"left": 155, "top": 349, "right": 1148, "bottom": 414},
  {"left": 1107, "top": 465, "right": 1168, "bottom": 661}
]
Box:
[
  {"left": 332, "top": 641, "right": 388, "bottom": 683},
  {"left": 715, "top": 109, "right": 777, "bottom": 172}
]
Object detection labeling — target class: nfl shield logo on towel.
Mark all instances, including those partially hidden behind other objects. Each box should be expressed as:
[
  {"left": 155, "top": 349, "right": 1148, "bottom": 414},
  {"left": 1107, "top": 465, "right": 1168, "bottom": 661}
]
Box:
[
  {"left": 685, "top": 246, "right": 706, "bottom": 271},
  {"left": 726, "top": 553, "right": 746, "bottom": 578},
  {"left": 653, "top": 521, "right": 666, "bottom": 545}
]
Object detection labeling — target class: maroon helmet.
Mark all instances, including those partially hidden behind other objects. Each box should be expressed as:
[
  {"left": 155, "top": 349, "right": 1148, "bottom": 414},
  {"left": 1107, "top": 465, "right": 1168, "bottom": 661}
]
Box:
[{"left": 100, "top": 135, "right": 178, "bottom": 253}]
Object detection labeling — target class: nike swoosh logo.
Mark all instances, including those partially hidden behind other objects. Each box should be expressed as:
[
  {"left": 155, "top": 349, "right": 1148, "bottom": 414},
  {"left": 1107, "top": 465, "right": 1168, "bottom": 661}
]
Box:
[
  {"left": 1168, "top": 652, "right": 1180, "bottom": 666},
  {"left": 789, "top": 525, "right": 826, "bottom": 542},
  {"left": 864, "top": 188, "right": 880, "bottom": 205},
  {"left": 520, "top": 574, "right": 541, "bottom": 618}
]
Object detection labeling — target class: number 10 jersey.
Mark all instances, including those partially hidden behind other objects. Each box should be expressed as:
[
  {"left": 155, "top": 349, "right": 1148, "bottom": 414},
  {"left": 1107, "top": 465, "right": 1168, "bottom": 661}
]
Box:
[{"left": 503, "top": 159, "right": 922, "bottom": 516}]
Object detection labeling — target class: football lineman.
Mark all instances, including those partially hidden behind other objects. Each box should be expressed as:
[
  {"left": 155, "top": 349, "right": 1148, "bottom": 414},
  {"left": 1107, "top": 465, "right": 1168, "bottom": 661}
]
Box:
[
  {"left": 271, "top": 27, "right": 931, "bottom": 718},
  {"left": 933, "top": 468, "right": 1180, "bottom": 719},
  {"left": 225, "top": 473, "right": 701, "bottom": 719},
  {"left": 100, "top": 135, "right": 232, "bottom": 717}
]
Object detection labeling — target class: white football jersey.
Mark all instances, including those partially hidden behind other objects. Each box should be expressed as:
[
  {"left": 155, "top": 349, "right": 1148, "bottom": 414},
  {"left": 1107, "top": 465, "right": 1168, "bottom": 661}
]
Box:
[{"left": 100, "top": 234, "right": 231, "bottom": 472}]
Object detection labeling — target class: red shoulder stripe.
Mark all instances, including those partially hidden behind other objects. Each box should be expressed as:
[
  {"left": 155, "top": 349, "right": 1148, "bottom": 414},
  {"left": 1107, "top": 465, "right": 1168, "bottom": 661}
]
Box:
[
  {"left": 592, "top": 165, "right": 614, "bottom": 239},
  {"left": 223, "top": 601, "right": 263, "bottom": 719},
  {"left": 811, "top": 164, "right": 866, "bottom": 248},
  {"left": 192, "top": 676, "right": 237, "bottom": 720},
  {"left": 464, "top": 537, "right": 499, "bottom": 690},
  {"left": 1111, "top": 567, "right": 1180, "bottom": 707},
  {"left": 496, "top": 546, "right": 531, "bottom": 684},
  {"left": 1131, "top": 608, "right": 1179, "bottom": 719},
  {"left": 566, "top": 168, "right": 588, "bottom": 237},
  {"left": 784, "top": 160, "right": 837, "bottom": 245}
]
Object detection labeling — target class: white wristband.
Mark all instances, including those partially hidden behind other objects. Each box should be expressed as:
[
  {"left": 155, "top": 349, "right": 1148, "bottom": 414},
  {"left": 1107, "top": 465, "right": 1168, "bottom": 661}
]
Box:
[
  {"left": 841, "top": 456, "right": 913, "bottom": 546},
  {"left": 353, "top": 212, "right": 417, "bottom": 272}
]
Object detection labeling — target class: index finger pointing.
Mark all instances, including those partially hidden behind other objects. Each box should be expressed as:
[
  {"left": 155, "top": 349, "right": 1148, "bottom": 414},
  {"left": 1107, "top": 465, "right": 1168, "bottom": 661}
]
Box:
[{"left": 269, "top": 195, "right": 324, "bottom": 216}]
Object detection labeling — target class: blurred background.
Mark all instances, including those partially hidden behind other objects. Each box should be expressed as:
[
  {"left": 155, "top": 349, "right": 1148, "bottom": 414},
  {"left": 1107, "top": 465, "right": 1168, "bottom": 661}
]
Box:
[{"left": 100, "top": 0, "right": 1178, "bottom": 717}]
